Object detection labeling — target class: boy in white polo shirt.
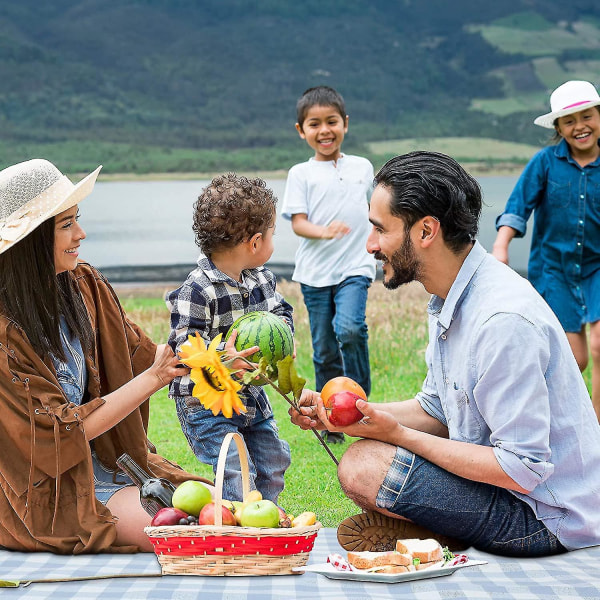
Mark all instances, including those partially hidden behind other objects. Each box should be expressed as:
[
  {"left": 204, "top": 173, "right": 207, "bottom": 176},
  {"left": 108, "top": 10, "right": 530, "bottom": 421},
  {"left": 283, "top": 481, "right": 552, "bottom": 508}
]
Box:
[{"left": 282, "top": 86, "right": 376, "bottom": 444}]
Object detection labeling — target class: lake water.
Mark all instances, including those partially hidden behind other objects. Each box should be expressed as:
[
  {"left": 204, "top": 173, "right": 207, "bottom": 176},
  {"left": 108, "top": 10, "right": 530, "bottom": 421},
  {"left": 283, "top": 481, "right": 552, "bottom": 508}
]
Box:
[{"left": 80, "top": 176, "right": 531, "bottom": 281}]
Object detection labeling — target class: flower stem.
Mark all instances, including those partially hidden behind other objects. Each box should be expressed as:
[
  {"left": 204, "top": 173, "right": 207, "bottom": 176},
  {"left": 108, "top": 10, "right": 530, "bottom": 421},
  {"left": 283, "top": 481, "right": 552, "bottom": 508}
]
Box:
[{"left": 238, "top": 359, "right": 339, "bottom": 466}]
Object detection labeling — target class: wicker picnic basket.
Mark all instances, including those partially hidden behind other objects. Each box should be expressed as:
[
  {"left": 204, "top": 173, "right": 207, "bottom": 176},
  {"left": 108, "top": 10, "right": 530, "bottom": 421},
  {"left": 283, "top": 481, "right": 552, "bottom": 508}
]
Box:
[{"left": 144, "top": 432, "right": 321, "bottom": 576}]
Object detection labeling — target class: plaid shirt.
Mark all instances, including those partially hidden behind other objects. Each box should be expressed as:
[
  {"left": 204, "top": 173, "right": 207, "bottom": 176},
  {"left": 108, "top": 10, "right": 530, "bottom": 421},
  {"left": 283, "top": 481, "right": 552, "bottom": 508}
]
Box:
[{"left": 166, "top": 253, "right": 294, "bottom": 416}]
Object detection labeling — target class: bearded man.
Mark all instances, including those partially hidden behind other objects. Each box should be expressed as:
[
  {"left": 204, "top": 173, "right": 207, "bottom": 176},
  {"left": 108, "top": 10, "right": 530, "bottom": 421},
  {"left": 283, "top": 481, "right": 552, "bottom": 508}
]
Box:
[{"left": 290, "top": 151, "right": 600, "bottom": 557}]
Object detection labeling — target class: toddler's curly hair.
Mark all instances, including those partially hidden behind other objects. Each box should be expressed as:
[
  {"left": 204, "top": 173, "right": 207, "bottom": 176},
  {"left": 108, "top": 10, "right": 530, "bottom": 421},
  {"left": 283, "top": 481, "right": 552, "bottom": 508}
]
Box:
[{"left": 192, "top": 173, "right": 277, "bottom": 255}]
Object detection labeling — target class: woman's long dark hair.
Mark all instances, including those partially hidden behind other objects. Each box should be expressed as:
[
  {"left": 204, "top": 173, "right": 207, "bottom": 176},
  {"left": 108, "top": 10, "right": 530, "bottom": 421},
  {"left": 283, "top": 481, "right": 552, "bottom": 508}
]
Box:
[{"left": 0, "top": 217, "right": 93, "bottom": 361}]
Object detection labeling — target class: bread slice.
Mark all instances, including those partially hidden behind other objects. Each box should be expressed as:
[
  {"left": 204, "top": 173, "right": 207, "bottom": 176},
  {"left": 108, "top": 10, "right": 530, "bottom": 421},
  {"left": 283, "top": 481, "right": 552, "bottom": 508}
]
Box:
[
  {"left": 347, "top": 550, "right": 412, "bottom": 570},
  {"left": 415, "top": 560, "right": 442, "bottom": 571},
  {"left": 367, "top": 564, "right": 416, "bottom": 574},
  {"left": 395, "top": 538, "right": 443, "bottom": 563}
]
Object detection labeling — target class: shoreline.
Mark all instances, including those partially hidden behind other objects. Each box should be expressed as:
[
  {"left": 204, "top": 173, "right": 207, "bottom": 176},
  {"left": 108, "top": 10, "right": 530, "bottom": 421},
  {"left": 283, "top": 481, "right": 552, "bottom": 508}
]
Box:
[{"left": 91, "top": 162, "right": 525, "bottom": 182}]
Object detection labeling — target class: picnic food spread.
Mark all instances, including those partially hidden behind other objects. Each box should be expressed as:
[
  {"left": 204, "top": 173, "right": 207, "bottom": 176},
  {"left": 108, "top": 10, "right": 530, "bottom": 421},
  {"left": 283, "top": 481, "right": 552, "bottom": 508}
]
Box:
[{"left": 145, "top": 433, "right": 322, "bottom": 576}]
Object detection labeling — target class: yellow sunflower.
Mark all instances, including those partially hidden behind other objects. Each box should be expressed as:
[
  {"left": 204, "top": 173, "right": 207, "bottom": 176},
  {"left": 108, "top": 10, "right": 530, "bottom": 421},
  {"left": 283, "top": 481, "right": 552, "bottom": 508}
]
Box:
[{"left": 178, "top": 332, "right": 246, "bottom": 418}]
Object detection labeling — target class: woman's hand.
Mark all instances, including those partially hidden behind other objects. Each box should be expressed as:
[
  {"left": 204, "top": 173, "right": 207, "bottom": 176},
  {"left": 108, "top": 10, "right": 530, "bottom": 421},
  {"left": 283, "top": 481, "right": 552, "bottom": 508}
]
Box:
[
  {"left": 223, "top": 329, "right": 260, "bottom": 374},
  {"left": 149, "top": 344, "right": 189, "bottom": 388}
]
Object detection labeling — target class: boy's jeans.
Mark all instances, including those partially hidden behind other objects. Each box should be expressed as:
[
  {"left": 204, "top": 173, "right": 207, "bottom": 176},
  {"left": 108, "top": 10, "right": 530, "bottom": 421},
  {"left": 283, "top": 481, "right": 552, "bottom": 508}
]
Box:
[
  {"left": 176, "top": 397, "right": 291, "bottom": 503},
  {"left": 377, "top": 446, "right": 567, "bottom": 557},
  {"left": 300, "top": 275, "right": 371, "bottom": 395}
]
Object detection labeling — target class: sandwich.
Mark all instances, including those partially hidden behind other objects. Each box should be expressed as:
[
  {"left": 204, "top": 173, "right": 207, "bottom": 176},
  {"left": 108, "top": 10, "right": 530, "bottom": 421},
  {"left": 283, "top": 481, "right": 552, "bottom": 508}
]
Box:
[
  {"left": 395, "top": 538, "right": 443, "bottom": 570},
  {"left": 346, "top": 550, "right": 415, "bottom": 573},
  {"left": 346, "top": 538, "right": 444, "bottom": 573}
]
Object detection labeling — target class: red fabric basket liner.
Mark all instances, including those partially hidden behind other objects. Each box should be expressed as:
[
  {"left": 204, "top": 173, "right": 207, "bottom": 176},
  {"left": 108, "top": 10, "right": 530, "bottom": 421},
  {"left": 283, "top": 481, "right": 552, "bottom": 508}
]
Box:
[{"left": 148, "top": 532, "right": 318, "bottom": 556}]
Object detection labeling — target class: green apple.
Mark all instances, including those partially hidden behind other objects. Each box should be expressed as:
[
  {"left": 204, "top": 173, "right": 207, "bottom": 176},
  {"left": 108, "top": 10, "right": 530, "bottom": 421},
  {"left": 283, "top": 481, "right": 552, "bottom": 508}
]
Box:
[
  {"left": 239, "top": 499, "right": 280, "bottom": 528},
  {"left": 171, "top": 480, "right": 212, "bottom": 516}
]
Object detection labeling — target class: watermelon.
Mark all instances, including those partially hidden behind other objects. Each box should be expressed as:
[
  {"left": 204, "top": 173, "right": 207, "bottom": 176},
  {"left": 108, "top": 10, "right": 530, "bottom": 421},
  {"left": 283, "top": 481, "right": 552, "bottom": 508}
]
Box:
[{"left": 225, "top": 311, "right": 294, "bottom": 385}]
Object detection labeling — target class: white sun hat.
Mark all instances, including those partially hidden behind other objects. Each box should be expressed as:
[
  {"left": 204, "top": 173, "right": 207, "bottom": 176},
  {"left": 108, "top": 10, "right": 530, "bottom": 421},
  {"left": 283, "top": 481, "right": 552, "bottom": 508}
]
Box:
[
  {"left": 0, "top": 159, "right": 101, "bottom": 255},
  {"left": 534, "top": 80, "right": 600, "bottom": 129}
]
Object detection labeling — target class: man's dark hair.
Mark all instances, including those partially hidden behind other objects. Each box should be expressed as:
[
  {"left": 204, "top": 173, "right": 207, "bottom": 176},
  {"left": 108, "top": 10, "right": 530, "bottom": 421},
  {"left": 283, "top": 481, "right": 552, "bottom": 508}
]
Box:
[
  {"left": 374, "top": 151, "right": 482, "bottom": 253},
  {"left": 0, "top": 218, "right": 93, "bottom": 360},
  {"left": 296, "top": 86, "right": 346, "bottom": 130}
]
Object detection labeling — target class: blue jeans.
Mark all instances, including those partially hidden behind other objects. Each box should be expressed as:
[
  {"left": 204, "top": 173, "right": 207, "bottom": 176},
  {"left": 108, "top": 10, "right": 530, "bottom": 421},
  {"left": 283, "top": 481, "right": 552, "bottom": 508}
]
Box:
[
  {"left": 176, "top": 396, "right": 291, "bottom": 503},
  {"left": 300, "top": 276, "right": 371, "bottom": 395},
  {"left": 376, "top": 447, "right": 567, "bottom": 557}
]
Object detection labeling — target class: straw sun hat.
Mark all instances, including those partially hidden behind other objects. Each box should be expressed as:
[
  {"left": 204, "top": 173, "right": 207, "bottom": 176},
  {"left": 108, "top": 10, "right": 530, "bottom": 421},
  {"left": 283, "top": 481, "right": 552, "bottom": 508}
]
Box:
[
  {"left": 534, "top": 80, "right": 600, "bottom": 129},
  {"left": 0, "top": 159, "right": 101, "bottom": 255}
]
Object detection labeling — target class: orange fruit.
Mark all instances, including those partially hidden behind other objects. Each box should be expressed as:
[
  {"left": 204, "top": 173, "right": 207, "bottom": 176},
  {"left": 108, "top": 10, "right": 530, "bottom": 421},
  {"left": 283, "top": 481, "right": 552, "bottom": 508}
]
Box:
[{"left": 320, "top": 376, "right": 367, "bottom": 408}]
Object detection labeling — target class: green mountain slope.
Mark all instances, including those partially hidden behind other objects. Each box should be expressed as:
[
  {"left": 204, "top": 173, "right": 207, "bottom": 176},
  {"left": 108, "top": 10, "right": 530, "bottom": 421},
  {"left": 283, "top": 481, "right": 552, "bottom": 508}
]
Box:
[{"left": 0, "top": 0, "right": 599, "bottom": 173}]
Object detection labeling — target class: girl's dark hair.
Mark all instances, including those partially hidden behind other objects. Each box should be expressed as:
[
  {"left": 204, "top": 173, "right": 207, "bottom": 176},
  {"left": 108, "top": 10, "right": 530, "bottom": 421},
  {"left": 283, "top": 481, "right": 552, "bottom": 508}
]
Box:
[
  {"left": 0, "top": 218, "right": 93, "bottom": 361},
  {"left": 296, "top": 86, "right": 346, "bottom": 130},
  {"left": 374, "top": 151, "right": 482, "bottom": 253}
]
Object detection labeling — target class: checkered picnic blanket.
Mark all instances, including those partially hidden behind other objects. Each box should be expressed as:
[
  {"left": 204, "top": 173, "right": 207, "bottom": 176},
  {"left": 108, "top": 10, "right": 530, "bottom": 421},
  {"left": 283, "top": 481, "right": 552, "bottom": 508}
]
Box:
[{"left": 0, "top": 528, "right": 599, "bottom": 599}]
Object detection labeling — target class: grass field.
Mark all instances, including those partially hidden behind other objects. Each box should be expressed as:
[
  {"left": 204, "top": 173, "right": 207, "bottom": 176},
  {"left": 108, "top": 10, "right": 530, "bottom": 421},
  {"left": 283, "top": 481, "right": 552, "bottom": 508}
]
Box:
[
  {"left": 120, "top": 280, "right": 431, "bottom": 527},
  {"left": 467, "top": 18, "right": 600, "bottom": 57},
  {"left": 120, "top": 278, "right": 593, "bottom": 527}
]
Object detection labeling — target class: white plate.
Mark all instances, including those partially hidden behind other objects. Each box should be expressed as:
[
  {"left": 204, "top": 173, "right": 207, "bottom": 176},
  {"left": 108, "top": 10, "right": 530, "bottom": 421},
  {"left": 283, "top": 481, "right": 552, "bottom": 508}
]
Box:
[{"left": 293, "top": 559, "right": 487, "bottom": 584}]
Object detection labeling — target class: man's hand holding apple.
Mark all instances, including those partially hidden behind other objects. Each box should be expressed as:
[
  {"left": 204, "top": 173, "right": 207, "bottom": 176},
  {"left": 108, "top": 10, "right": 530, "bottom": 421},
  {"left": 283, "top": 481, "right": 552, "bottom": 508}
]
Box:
[
  {"left": 289, "top": 388, "right": 405, "bottom": 445},
  {"left": 315, "top": 397, "right": 404, "bottom": 444}
]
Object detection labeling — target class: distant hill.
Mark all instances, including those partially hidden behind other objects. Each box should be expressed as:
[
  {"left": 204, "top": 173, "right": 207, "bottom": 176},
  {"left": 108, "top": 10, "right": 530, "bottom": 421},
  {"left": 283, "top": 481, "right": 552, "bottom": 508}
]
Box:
[{"left": 0, "top": 0, "right": 599, "bottom": 173}]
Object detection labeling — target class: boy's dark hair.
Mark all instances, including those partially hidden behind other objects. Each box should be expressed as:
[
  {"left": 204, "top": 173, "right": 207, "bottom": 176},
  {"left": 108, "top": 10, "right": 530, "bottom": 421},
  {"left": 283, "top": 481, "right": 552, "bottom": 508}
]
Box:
[
  {"left": 193, "top": 173, "right": 276, "bottom": 255},
  {"left": 374, "top": 151, "right": 482, "bottom": 254},
  {"left": 296, "top": 86, "right": 346, "bottom": 130},
  {"left": 0, "top": 218, "right": 93, "bottom": 360}
]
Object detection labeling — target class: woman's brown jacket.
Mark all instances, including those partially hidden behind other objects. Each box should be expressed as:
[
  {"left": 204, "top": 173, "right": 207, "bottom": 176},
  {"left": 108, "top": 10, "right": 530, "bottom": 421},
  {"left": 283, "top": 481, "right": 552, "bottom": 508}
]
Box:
[{"left": 0, "top": 263, "right": 210, "bottom": 553}]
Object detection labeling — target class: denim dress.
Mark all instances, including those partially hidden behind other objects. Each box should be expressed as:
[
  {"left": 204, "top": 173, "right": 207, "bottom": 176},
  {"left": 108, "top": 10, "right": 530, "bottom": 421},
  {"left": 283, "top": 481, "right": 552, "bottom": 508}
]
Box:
[
  {"left": 496, "top": 139, "right": 600, "bottom": 331},
  {"left": 51, "top": 316, "right": 133, "bottom": 503}
]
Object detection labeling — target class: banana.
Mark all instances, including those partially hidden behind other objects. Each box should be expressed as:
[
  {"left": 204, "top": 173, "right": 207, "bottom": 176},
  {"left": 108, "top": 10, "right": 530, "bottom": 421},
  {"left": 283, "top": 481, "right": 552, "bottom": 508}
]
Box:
[{"left": 291, "top": 511, "right": 317, "bottom": 527}]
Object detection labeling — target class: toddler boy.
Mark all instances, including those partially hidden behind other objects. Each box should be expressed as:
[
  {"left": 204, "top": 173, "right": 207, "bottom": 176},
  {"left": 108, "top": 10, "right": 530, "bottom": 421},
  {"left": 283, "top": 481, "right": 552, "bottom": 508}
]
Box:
[{"left": 166, "top": 173, "right": 292, "bottom": 502}]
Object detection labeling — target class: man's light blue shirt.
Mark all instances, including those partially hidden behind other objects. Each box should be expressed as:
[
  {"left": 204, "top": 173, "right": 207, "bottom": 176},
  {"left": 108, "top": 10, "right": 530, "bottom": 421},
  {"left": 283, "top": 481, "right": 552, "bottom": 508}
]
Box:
[{"left": 417, "top": 241, "right": 600, "bottom": 550}]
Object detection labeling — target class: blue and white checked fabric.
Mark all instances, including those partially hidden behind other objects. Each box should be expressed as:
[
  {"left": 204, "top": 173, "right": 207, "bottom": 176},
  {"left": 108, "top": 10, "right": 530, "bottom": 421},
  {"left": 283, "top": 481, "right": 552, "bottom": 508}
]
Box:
[{"left": 1, "top": 528, "right": 599, "bottom": 599}]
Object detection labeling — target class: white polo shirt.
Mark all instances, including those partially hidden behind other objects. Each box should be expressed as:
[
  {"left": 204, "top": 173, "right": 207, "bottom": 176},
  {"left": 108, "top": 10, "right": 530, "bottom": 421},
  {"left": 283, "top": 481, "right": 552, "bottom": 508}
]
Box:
[{"left": 281, "top": 154, "right": 376, "bottom": 287}]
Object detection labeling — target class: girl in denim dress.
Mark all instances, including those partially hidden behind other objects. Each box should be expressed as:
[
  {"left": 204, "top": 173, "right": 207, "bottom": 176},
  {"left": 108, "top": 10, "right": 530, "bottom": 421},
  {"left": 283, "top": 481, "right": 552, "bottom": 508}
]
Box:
[{"left": 493, "top": 80, "right": 600, "bottom": 421}]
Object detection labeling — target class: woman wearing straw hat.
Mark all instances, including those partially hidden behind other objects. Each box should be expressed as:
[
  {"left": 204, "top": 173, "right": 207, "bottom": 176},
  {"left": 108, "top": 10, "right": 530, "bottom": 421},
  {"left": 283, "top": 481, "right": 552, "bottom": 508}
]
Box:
[
  {"left": 0, "top": 159, "right": 212, "bottom": 554},
  {"left": 493, "top": 80, "right": 600, "bottom": 422}
]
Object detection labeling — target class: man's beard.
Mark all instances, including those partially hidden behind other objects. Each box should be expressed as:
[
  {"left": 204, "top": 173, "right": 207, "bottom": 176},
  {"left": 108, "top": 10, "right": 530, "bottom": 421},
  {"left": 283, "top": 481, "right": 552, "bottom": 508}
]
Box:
[{"left": 375, "top": 235, "right": 421, "bottom": 290}]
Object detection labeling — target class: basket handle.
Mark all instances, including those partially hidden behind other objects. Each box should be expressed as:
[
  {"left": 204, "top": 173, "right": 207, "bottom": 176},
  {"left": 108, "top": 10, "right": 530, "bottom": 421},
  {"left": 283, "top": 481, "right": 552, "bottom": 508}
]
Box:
[{"left": 213, "top": 432, "right": 251, "bottom": 526}]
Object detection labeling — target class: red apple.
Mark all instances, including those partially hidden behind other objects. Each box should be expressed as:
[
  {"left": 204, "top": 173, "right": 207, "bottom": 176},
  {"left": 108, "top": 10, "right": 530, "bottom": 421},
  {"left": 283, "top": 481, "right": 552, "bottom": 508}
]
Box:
[
  {"left": 198, "top": 502, "right": 237, "bottom": 526},
  {"left": 327, "top": 391, "right": 365, "bottom": 426},
  {"left": 151, "top": 507, "right": 190, "bottom": 526}
]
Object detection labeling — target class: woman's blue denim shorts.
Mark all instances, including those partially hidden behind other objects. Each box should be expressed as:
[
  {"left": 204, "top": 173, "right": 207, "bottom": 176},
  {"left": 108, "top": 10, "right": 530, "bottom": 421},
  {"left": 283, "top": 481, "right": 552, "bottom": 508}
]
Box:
[{"left": 92, "top": 452, "right": 134, "bottom": 505}]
